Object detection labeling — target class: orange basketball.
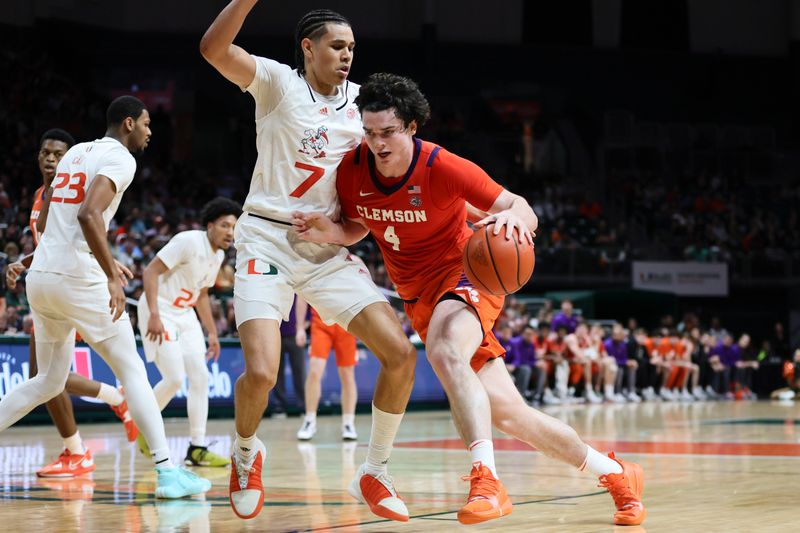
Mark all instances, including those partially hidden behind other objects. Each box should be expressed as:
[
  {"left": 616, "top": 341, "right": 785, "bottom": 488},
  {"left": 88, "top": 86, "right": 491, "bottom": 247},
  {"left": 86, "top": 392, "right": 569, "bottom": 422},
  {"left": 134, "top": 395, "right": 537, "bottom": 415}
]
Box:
[{"left": 463, "top": 224, "right": 535, "bottom": 295}]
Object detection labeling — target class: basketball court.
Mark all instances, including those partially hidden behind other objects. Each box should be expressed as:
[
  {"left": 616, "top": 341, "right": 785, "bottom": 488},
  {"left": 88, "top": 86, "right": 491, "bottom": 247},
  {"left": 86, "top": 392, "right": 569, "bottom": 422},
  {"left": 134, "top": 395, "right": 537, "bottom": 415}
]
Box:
[{"left": 2, "top": 401, "right": 797, "bottom": 532}]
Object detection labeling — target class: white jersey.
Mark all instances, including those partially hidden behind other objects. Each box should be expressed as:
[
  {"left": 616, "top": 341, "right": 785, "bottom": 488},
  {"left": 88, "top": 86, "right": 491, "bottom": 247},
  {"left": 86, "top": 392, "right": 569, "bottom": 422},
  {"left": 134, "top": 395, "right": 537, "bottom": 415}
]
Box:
[
  {"left": 154, "top": 230, "right": 224, "bottom": 315},
  {"left": 242, "top": 56, "right": 362, "bottom": 221},
  {"left": 31, "top": 137, "right": 136, "bottom": 282}
]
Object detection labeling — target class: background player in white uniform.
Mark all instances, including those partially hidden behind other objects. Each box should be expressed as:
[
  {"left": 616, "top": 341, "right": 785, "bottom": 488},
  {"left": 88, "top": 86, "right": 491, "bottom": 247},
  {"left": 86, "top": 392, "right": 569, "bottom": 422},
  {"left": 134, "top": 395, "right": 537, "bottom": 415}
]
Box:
[
  {"left": 137, "top": 197, "right": 241, "bottom": 467},
  {"left": 6, "top": 128, "right": 138, "bottom": 479},
  {"left": 0, "top": 96, "right": 210, "bottom": 499},
  {"left": 201, "top": 2, "right": 417, "bottom": 521}
]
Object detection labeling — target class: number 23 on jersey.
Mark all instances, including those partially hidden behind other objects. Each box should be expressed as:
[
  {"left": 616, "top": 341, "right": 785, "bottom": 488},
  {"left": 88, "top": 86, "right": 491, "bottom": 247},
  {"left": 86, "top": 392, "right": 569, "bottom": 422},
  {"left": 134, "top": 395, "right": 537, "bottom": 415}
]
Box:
[{"left": 51, "top": 172, "right": 87, "bottom": 204}]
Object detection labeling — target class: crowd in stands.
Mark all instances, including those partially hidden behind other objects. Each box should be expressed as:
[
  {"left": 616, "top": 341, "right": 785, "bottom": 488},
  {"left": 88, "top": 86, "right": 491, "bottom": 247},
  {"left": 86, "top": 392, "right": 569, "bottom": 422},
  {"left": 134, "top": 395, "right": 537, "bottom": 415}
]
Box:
[
  {"left": 496, "top": 299, "right": 800, "bottom": 404},
  {"left": 1, "top": 45, "right": 798, "bottom": 403}
]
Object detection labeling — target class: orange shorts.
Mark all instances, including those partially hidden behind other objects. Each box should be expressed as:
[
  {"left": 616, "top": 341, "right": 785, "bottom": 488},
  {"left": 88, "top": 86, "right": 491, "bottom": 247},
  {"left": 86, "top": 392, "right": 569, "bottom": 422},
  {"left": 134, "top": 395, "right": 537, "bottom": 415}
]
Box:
[
  {"left": 404, "top": 270, "right": 505, "bottom": 372},
  {"left": 309, "top": 312, "right": 357, "bottom": 367}
]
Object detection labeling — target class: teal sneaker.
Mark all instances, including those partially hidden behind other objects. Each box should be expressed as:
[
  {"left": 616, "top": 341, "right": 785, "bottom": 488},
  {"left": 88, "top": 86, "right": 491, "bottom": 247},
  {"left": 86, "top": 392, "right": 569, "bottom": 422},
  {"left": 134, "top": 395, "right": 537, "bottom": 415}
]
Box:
[{"left": 155, "top": 466, "right": 212, "bottom": 499}]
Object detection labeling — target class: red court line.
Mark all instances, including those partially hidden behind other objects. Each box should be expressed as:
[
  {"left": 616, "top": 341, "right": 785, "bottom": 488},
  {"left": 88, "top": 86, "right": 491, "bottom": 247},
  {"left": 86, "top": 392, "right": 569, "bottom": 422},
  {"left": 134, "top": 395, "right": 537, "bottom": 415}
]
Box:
[{"left": 396, "top": 438, "right": 800, "bottom": 457}]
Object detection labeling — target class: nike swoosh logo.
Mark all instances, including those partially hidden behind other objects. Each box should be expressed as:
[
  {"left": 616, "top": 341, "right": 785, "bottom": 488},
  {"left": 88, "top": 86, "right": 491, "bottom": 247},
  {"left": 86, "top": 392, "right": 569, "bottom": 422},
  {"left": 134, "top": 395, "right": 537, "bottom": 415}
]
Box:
[{"left": 359, "top": 190, "right": 374, "bottom": 197}]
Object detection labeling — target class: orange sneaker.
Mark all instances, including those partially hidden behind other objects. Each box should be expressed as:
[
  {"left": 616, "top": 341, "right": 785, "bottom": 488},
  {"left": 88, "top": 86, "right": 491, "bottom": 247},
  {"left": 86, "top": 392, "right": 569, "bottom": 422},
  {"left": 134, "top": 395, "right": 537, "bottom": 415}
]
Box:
[
  {"left": 36, "top": 449, "right": 96, "bottom": 478},
  {"left": 457, "top": 462, "right": 512, "bottom": 525},
  {"left": 348, "top": 464, "right": 409, "bottom": 522},
  {"left": 229, "top": 439, "right": 266, "bottom": 520},
  {"left": 110, "top": 389, "right": 139, "bottom": 442},
  {"left": 598, "top": 452, "right": 647, "bottom": 526}
]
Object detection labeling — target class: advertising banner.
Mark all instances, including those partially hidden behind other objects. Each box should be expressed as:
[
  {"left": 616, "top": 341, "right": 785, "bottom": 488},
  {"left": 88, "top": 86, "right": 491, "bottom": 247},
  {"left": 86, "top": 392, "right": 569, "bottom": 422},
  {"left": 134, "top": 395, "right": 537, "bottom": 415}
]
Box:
[
  {"left": 0, "top": 337, "right": 446, "bottom": 409},
  {"left": 632, "top": 261, "right": 728, "bottom": 296}
]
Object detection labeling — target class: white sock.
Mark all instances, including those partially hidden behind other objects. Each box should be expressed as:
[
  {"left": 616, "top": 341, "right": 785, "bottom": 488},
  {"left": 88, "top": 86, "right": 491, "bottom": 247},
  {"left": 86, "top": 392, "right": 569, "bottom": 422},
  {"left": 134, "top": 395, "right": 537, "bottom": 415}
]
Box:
[
  {"left": 190, "top": 430, "right": 206, "bottom": 448},
  {"left": 236, "top": 432, "right": 257, "bottom": 458},
  {"left": 604, "top": 384, "right": 615, "bottom": 397},
  {"left": 152, "top": 447, "right": 174, "bottom": 469},
  {"left": 469, "top": 439, "right": 497, "bottom": 478},
  {"left": 304, "top": 412, "right": 317, "bottom": 424},
  {"left": 580, "top": 446, "right": 623, "bottom": 476},
  {"left": 63, "top": 431, "right": 85, "bottom": 455},
  {"left": 365, "top": 404, "right": 404, "bottom": 476},
  {"left": 342, "top": 413, "right": 355, "bottom": 427},
  {"left": 96, "top": 383, "right": 124, "bottom": 407}
]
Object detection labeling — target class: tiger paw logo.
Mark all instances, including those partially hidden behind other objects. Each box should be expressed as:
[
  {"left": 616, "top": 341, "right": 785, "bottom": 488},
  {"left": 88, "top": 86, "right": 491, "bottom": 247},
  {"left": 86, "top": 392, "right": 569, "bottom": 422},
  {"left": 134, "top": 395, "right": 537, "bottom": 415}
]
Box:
[{"left": 298, "top": 126, "right": 329, "bottom": 159}]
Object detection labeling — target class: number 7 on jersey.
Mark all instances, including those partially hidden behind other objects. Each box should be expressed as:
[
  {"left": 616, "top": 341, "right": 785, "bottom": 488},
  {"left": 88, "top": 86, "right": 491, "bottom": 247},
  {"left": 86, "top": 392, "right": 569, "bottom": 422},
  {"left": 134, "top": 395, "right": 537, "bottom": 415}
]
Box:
[{"left": 290, "top": 162, "right": 325, "bottom": 198}]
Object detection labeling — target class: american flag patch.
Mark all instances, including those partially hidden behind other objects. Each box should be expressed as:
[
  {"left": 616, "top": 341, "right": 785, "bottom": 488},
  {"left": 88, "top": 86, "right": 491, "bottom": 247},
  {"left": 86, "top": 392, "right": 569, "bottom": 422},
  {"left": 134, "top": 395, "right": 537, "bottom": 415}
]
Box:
[{"left": 407, "top": 185, "right": 421, "bottom": 194}]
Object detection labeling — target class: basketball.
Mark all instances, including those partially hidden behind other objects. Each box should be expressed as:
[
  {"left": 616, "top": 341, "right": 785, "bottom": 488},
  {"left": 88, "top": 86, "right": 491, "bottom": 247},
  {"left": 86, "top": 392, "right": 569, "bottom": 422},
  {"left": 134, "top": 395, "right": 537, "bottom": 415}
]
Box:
[{"left": 463, "top": 224, "right": 535, "bottom": 295}]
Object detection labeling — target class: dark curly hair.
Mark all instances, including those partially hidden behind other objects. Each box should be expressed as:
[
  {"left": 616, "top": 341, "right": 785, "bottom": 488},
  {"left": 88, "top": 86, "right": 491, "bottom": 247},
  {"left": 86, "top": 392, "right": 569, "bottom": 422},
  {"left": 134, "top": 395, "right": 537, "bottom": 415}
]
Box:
[
  {"left": 200, "top": 197, "right": 242, "bottom": 226},
  {"left": 355, "top": 73, "right": 431, "bottom": 128},
  {"left": 294, "top": 9, "right": 351, "bottom": 75},
  {"left": 40, "top": 128, "right": 75, "bottom": 149}
]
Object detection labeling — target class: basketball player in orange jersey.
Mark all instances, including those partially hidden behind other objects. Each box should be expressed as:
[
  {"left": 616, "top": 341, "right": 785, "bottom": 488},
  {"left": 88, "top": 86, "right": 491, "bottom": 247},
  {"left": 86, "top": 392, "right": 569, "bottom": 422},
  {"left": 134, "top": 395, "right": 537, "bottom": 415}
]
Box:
[
  {"left": 294, "top": 73, "right": 647, "bottom": 526},
  {"left": 297, "top": 303, "right": 359, "bottom": 442},
  {"left": 5, "top": 129, "right": 137, "bottom": 478},
  {"left": 565, "top": 323, "right": 602, "bottom": 403},
  {"left": 201, "top": 2, "right": 416, "bottom": 521}
]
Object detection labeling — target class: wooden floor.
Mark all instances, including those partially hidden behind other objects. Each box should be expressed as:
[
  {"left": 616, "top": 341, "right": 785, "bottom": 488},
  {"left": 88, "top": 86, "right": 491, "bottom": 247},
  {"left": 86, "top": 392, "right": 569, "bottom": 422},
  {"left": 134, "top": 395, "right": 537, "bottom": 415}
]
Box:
[{"left": 1, "top": 401, "right": 799, "bottom": 532}]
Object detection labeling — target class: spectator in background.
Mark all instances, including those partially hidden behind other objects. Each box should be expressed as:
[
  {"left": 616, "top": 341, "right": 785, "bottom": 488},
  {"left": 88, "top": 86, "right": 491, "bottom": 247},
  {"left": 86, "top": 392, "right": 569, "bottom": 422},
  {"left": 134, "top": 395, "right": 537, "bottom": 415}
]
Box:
[
  {"left": 708, "top": 334, "right": 741, "bottom": 398},
  {"left": 5, "top": 277, "right": 29, "bottom": 315},
  {"left": 606, "top": 324, "right": 640, "bottom": 402},
  {"left": 735, "top": 334, "right": 758, "bottom": 399},
  {"left": 506, "top": 326, "right": 536, "bottom": 402},
  {"left": 551, "top": 299, "right": 578, "bottom": 334},
  {"left": 270, "top": 296, "right": 308, "bottom": 417}
]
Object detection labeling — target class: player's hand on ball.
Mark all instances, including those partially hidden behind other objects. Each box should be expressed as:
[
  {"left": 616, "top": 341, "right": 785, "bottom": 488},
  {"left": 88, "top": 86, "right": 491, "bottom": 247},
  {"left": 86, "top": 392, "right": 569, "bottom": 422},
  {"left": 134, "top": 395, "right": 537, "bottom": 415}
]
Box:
[
  {"left": 5, "top": 262, "right": 25, "bottom": 290},
  {"left": 475, "top": 211, "right": 534, "bottom": 245},
  {"left": 147, "top": 313, "right": 167, "bottom": 345},
  {"left": 107, "top": 279, "right": 127, "bottom": 322},
  {"left": 206, "top": 333, "right": 221, "bottom": 362}
]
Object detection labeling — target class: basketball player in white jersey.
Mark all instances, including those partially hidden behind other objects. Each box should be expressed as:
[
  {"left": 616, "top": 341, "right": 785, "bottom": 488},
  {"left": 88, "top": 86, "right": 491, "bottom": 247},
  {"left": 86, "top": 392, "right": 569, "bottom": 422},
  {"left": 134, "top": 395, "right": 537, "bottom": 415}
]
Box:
[
  {"left": 137, "top": 197, "right": 241, "bottom": 467},
  {"left": 0, "top": 96, "right": 210, "bottom": 499},
  {"left": 201, "top": 1, "right": 417, "bottom": 521}
]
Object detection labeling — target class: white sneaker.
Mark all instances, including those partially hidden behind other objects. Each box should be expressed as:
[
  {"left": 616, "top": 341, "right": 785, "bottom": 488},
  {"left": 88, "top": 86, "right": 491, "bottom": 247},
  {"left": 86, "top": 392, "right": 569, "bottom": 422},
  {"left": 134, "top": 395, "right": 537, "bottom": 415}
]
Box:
[
  {"left": 692, "top": 388, "right": 708, "bottom": 401},
  {"left": 679, "top": 389, "right": 695, "bottom": 402},
  {"left": 296, "top": 419, "right": 317, "bottom": 441},
  {"left": 348, "top": 463, "right": 409, "bottom": 522},
  {"left": 626, "top": 391, "right": 642, "bottom": 403},
  {"left": 542, "top": 388, "right": 562, "bottom": 405},
  {"left": 641, "top": 387, "right": 657, "bottom": 402},
  {"left": 229, "top": 438, "right": 266, "bottom": 519},
  {"left": 586, "top": 389, "right": 603, "bottom": 404},
  {"left": 660, "top": 388, "right": 676, "bottom": 401},
  {"left": 342, "top": 424, "right": 358, "bottom": 441},
  {"left": 705, "top": 385, "right": 718, "bottom": 398}
]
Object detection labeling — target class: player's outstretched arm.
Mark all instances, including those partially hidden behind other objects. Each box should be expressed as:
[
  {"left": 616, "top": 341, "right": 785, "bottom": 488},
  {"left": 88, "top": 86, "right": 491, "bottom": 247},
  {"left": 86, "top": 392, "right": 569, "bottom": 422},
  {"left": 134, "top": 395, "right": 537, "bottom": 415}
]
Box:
[
  {"left": 77, "top": 176, "right": 127, "bottom": 321},
  {"left": 199, "top": 0, "right": 258, "bottom": 89},
  {"left": 474, "top": 190, "right": 538, "bottom": 244},
  {"left": 291, "top": 211, "right": 369, "bottom": 246}
]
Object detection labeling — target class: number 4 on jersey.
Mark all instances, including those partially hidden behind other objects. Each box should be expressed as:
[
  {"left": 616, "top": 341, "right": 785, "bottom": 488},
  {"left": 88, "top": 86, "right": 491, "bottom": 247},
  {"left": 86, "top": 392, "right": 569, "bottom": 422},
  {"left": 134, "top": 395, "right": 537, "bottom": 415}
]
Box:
[{"left": 384, "top": 225, "right": 400, "bottom": 251}]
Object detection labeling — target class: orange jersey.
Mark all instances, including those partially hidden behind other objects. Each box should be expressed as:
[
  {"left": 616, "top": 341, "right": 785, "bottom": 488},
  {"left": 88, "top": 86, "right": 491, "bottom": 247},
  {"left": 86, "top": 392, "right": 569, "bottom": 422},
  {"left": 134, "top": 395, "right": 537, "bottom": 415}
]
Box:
[
  {"left": 655, "top": 337, "right": 677, "bottom": 359},
  {"left": 337, "top": 139, "right": 504, "bottom": 301},
  {"left": 30, "top": 185, "right": 47, "bottom": 245}
]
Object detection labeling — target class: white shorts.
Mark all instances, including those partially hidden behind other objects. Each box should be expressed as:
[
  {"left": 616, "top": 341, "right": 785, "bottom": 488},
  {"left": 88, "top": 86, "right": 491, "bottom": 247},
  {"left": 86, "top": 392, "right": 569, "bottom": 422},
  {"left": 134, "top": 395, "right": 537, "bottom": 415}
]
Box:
[
  {"left": 137, "top": 295, "right": 206, "bottom": 363},
  {"left": 233, "top": 213, "right": 385, "bottom": 329},
  {"left": 27, "top": 271, "right": 132, "bottom": 344}
]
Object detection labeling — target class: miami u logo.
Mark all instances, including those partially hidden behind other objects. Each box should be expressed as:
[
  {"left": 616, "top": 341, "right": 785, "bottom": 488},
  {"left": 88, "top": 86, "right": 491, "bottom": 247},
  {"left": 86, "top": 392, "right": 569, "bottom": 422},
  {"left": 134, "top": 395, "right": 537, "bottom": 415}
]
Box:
[{"left": 247, "top": 259, "right": 278, "bottom": 276}]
